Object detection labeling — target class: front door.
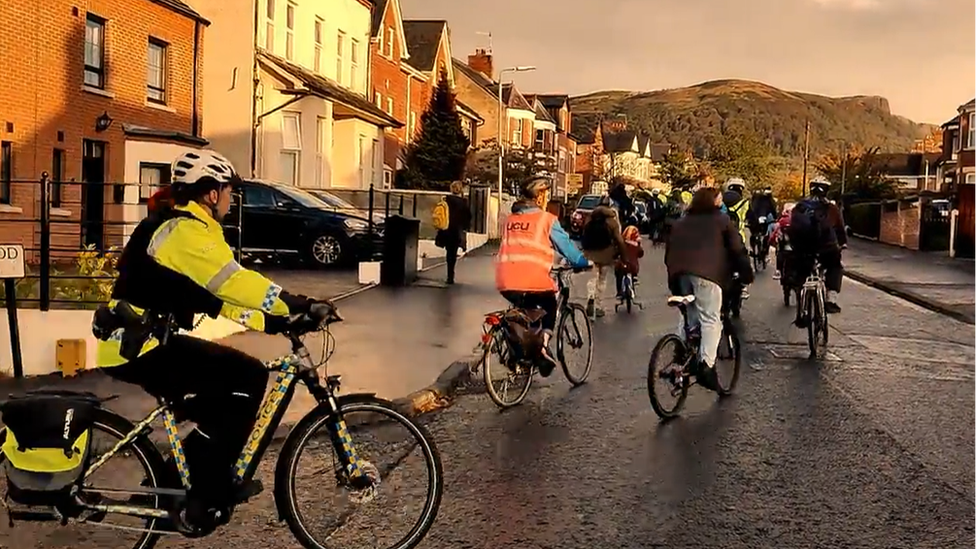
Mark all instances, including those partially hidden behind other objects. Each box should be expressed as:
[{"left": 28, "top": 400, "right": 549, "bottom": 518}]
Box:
[{"left": 81, "top": 140, "right": 106, "bottom": 250}]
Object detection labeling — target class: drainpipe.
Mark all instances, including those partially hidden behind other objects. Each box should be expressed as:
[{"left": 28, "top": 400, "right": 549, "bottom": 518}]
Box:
[
  {"left": 249, "top": 0, "right": 260, "bottom": 176},
  {"left": 191, "top": 21, "right": 201, "bottom": 137}
]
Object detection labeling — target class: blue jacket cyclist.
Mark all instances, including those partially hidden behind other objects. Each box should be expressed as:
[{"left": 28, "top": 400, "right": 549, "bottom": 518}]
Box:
[{"left": 92, "top": 150, "right": 318, "bottom": 529}]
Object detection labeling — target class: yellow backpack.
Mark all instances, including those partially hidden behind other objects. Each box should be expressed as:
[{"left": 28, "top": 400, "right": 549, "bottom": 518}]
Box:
[{"left": 432, "top": 198, "right": 449, "bottom": 231}]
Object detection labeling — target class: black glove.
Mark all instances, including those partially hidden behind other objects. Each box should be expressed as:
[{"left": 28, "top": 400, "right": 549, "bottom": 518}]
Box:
[
  {"left": 278, "top": 290, "right": 314, "bottom": 315},
  {"left": 263, "top": 300, "right": 342, "bottom": 336}
]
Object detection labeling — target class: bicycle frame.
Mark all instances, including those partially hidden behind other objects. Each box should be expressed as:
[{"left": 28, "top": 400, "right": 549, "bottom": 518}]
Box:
[
  {"left": 80, "top": 331, "right": 361, "bottom": 520},
  {"left": 798, "top": 262, "right": 826, "bottom": 322}
]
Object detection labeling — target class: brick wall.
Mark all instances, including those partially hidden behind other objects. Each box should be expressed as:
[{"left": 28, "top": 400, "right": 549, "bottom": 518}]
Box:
[
  {"left": 879, "top": 200, "right": 921, "bottom": 249},
  {"left": 0, "top": 0, "right": 202, "bottom": 254},
  {"left": 455, "top": 76, "right": 499, "bottom": 146},
  {"left": 370, "top": 1, "right": 407, "bottom": 153}
]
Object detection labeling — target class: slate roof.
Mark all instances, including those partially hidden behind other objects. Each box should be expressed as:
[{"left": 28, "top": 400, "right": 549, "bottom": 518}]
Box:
[
  {"left": 637, "top": 134, "right": 651, "bottom": 155},
  {"left": 492, "top": 83, "right": 534, "bottom": 112},
  {"left": 257, "top": 49, "right": 401, "bottom": 127},
  {"left": 535, "top": 94, "right": 569, "bottom": 110},
  {"left": 370, "top": 0, "right": 389, "bottom": 37},
  {"left": 151, "top": 0, "right": 209, "bottom": 24},
  {"left": 523, "top": 95, "right": 556, "bottom": 124},
  {"left": 875, "top": 152, "right": 943, "bottom": 176},
  {"left": 402, "top": 20, "right": 446, "bottom": 72},
  {"left": 602, "top": 131, "right": 638, "bottom": 153},
  {"left": 650, "top": 143, "right": 671, "bottom": 162}
]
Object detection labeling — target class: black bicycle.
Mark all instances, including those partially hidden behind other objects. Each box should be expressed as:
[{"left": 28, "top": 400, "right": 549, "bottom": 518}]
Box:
[
  {"left": 648, "top": 294, "right": 741, "bottom": 419},
  {"left": 0, "top": 302, "right": 443, "bottom": 549},
  {"left": 797, "top": 258, "right": 829, "bottom": 360},
  {"left": 475, "top": 266, "right": 594, "bottom": 408},
  {"left": 750, "top": 220, "right": 771, "bottom": 272}
]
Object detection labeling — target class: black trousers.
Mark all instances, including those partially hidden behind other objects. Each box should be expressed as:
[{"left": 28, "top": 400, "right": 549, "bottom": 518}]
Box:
[
  {"left": 105, "top": 335, "right": 269, "bottom": 497},
  {"left": 445, "top": 243, "right": 459, "bottom": 283},
  {"left": 793, "top": 249, "right": 843, "bottom": 293},
  {"left": 501, "top": 291, "right": 558, "bottom": 331}
]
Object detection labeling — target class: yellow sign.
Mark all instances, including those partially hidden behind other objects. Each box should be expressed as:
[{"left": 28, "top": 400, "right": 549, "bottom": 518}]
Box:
[{"left": 566, "top": 174, "right": 583, "bottom": 193}]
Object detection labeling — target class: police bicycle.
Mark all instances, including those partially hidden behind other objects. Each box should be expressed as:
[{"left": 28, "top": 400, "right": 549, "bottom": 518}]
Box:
[
  {"left": 797, "top": 258, "right": 829, "bottom": 360},
  {"left": 0, "top": 301, "right": 443, "bottom": 549},
  {"left": 475, "top": 265, "right": 594, "bottom": 409}
]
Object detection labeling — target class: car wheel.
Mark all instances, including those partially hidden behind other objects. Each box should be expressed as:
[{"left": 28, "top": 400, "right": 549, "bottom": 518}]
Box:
[{"left": 307, "top": 233, "right": 345, "bottom": 267}]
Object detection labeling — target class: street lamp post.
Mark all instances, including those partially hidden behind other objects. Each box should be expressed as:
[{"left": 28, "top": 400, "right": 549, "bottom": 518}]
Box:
[{"left": 496, "top": 66, "right": 535, "bottom": 234}]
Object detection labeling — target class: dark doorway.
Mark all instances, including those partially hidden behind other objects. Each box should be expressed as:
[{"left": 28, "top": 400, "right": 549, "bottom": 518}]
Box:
[{"left": 82, "top": 139, "right": 106, "bottom": 250}]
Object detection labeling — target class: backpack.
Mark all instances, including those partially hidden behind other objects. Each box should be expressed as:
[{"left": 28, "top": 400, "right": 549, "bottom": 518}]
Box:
[
  {"left": 581, "top": 216, "right": 613, "bottom": 251},
  {"left": 788, "top": 198, "right": 827, "bottom": 248},
  {"left": 0, "top": 391, "right": 97, "bottom": 506},
  {"left": 431, "top": 198, "right": 449, "bottom": 231}
]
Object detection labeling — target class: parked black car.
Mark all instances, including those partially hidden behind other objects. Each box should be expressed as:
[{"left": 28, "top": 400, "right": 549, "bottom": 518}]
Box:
[{"left": 224, "top": 180, "right": 383, "bottom": 267}]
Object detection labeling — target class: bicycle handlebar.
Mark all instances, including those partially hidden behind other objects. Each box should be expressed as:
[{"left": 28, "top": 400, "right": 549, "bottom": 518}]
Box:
[{"left": 283, "top": 300, "right": 344, "bottom": 337}]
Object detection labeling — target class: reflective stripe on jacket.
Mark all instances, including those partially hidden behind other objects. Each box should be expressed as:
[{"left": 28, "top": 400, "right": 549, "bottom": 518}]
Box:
[
  {"left": 496, "top": 210, "right": 558, "bottom": 292},
  {"left": 729, "top": 199, "right": 749, "bottom": 242},
  {"left": 96, "top": 201, "right": 292, "bottom": 367}
]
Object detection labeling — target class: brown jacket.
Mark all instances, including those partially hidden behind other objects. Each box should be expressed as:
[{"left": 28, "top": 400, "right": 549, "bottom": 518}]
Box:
[
  {"left": 582, "top": 205, "right": 627, "bottom": 266},
  {"left": 665, "top": 208, "right": 753, "bottom": 288}
]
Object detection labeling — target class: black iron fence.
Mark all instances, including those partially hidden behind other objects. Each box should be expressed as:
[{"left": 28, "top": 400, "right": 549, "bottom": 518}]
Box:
[{"left": 0, "top": 175, "right": 492, "bottom": 310}]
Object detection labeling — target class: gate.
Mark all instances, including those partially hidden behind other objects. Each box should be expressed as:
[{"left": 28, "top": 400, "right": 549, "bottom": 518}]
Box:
[
  {"left": 955, "top": 184, "right": 975, "bottom": 258},
  {"left": 918, "top": 202, "right": 950, "bottom": 251},
  {"left": 468, "top": 184, "right": 489, "bottom": 234}
]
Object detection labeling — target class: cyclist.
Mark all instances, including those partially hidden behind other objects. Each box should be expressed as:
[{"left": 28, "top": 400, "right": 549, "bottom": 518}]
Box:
[
  {"left": 665, "top": 187, "right": 753, "bottom": 391},
  {"left": 91, "top": 150, "right": 322, "bottom": 527},
  {"left": 722, "top": 178, "right": 751, "bottom": 301},
  {"left": 786, "top": 177, "right": 847, "bottom": 318},
  {"left": 615, "top": 221, "right": 644, "bottom": 303},
  {"left": 496, "top": 176, "right": 592, "bottom": 375},
  {"left": 747, "top": 185, "right": 777, "bottom": 260},
  {"left": 769, "top": 202, "right": 795, "bottom": 280},
  {"left": 581, "top": 194, "right": 627, "bottom": 318}
]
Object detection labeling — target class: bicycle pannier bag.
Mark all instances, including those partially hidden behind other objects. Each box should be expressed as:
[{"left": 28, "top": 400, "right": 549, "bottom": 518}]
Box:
[{"left": 1, "top": 393, "right": 96, "bottom": 505}]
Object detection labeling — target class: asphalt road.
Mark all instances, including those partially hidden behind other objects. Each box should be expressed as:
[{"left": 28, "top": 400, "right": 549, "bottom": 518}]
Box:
[{"left": 4, "top": 243, "right": 974, "bottom": 549}]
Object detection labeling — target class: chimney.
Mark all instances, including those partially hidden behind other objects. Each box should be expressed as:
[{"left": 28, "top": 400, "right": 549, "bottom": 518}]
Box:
[{"left": 467, "top": 48, "right": 493, "bottom": 80}]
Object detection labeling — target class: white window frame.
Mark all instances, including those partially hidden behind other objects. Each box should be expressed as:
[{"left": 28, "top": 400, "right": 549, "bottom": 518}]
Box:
[
  {"left": 385, "top": 26, "right": 394, "bottom": 57},
  {"left": 84, "top": 15, "right": 106, "bottom": 89},
  {"left": 350, "top": 38, "right": 360, "bottom": 92},
  {"left": 281, "top": 111, "right": 302, "bottom": 185},
  {"left": 147, "top": 38, "right": 167, "bottom": 104},
  {"left": 315, "top": 116, "right": 327, "bottom": 187},
  {"left": 358, "top": 134, "right": 368, "bottom": 187},
  {"left": 386, "top": 97, "right": 393, "bottom": 116},
  {"left": 313, "top": 18, "right": 323, "bottom": 72},
  {"left": 336, "top": 30, "right": 345, "bottom": 85},
  {"left": 374, "top": 92, "right": 382, "bottom": 108},
  {"left": 285, "top": 2, "right": 295, "bottom": 60},
  {"left": 265, "top": 0, "right": 275, "bottom": 51},
  {"left": 968, "top": 112, "right": 975, "bottom": 149},
  {"left": 383, "top": 168, "right": 393, "bottom": 189},
  {"left": 409, "top": 111, "right": 417, "bottom": 140},
  {"left": 512, "top": 118, "right": 523, "bottom": 146},
  {"left": 966, "top": 173, "right": 975, "bottom": 185},
  {"left": 372, "top": 138, "right": 380, "bottom": 186}
]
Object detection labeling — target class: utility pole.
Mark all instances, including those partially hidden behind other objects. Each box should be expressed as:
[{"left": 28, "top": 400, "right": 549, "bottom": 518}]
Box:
[
  {"left": 800, "top": 120, "right": 810, "bottom": 196},
  {"left": 840, "top": 141, "right": 847, "bottom": 196}
]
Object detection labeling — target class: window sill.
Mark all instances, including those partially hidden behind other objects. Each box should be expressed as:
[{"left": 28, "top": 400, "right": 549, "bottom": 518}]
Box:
[
  {"left": 50, "top": 207, "right": 72, "bottom": 218},
  {"left": 145, "top": 100, "right": 176, "bottom": 113},
  {"left": 0, "top": 204, "right": 24, "bottom": 214},
  {"left": 82, "top": 85, "right": 115, "bottom": 99}
]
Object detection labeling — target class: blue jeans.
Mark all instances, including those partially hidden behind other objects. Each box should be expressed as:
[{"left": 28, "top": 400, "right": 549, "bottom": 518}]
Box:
[{"left": 674, "top": 275, "right": 723, "bottom": 368}]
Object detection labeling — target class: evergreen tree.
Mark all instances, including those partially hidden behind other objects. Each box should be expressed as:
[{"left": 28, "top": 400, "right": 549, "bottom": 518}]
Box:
[{"left": 399, "top": 71, "right": 470, "bottom": 190}]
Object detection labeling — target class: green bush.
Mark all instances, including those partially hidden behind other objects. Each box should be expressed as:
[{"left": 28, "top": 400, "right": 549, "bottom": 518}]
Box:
[{"left": 0, "top": 244, "right": 119, "bottom": 309}]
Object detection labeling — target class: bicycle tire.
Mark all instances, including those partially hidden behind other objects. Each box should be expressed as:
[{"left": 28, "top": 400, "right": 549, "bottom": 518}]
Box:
[
  {"left": 715, "top": 321, "right": 741, "bottom": 397},
  {"left": 483, "top": 327, "right": 533, "bottom": 408},
  {"left": 808, "top": 292, "right": 829, "bottom": 360},
  {"left": 274, "top": 395, "right": 443, "bottom": 549},
  {"left": 557, "top": 302, "right": 593, "bottom": 386},
  {"left": 647, "top": 335, "right": 689, "bottom": 419},
  {"left": 0, "top": 408, "right": 173, "bottom": 549},
  {"left": 805, "top": 292, "right": 821, "bottom": 359}
]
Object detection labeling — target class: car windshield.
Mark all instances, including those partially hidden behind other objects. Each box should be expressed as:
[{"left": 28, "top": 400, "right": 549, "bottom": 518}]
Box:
[
  {"left": 275, "top": 185, "right": 327, "bottom": 208},
  {"left": 577, "top": 195, "right": 601, "bottom": 209},
  {"left": 313, "top": 191, "right": 358, "bottom": 210}
]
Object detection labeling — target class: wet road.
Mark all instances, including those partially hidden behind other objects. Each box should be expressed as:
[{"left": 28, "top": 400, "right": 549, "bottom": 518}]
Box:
[{"left": 5, "top": 244, "right": 974, "bottom": 548}]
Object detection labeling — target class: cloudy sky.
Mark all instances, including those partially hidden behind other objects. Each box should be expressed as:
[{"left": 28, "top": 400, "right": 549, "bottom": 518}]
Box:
[{"left": 401, "top": 0, "right": 974, "bottom": 123}]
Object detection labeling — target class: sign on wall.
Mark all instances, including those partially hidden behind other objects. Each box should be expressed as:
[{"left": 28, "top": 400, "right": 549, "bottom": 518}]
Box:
[{"left": 0, "top": 244, "right": 25, "bottom": 279}]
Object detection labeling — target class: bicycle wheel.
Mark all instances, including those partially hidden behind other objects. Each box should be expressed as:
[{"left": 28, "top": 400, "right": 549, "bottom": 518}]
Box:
[
  {"left": 647, "top": 335, "right": 690, "bottom": 419},
  {"left": 807, "top": 293, "right": 829, "bottom": 360},
  {"left": 557, "top": 302, "right": 593, "bottom": 386},
  {"left": 274, "top": 395, "right": 443, "bottom": 549},
  {"left": 0, "top": 407, "right": 172, "bottom": 549},
  {"left": 625, "top": 276, "right": 634, "bottom": 314},
  {"left": 714, "top": 321, "right": 741, "bottom": 396},
  {"left": 482, "top": 327, "right": 533, "bottom": 408}
]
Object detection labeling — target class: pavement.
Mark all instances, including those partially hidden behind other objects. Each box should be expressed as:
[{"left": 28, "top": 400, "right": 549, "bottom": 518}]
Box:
[
  {"left": 4, "top": 242, "right": 975, "bottom": 548},
  {"left": 843, "top": 238, "right": 975, "bottom": 324}
]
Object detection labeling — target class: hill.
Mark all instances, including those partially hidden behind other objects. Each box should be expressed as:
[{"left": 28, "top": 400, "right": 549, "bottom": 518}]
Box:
[{"left": 569, "top": 79, "right": 934, "bottom": 162}]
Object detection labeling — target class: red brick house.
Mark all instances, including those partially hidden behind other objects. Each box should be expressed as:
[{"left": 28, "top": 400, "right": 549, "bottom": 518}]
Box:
[
  {"left": 935, "top": 98, "right": 976, "bottom": 257},
  {"left": 0, "top": 0, "right": 209, "bottom": 255},
  {"left": 531, "top": 94, "right": 578, "bottom": 199},
  {"left": 368, "top": 6, "right": 479, "bottom": 186}
]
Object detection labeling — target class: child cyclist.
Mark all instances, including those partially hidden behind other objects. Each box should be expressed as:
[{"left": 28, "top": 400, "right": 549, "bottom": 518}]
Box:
[{"left": 615, "top": 216, "right": 645, "bottom": 301}]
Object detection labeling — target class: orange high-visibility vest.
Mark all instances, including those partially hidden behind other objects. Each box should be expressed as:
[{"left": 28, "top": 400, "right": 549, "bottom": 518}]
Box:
[{"left": 496, "top": 210, "right": 557, "bottom": 292}]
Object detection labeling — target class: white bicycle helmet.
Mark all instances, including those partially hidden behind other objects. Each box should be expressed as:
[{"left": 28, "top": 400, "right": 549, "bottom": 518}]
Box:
[
  {"left": 171, "top": 150, "right": 238, "bottom": 186},
  {"left": 810, "top": 176, "right": 831, "bottom": 188},
  {"left": 724, "top": 177, "right": 746, "bottom": 193}
]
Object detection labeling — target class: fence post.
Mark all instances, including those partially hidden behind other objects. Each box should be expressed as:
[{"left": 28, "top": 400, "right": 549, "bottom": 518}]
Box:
[
  {"left": 367, "top": 183, "right": 375, "bottom": 236},
  {"left": 39, "top": 172, "right": 51, "bottom": 311},
  {"left": 398, "top": 194, "right": 404, "bottom": 215},
  {"left": 384, "top": 190, "right": 390, "bottom": 218},
  {"left": 412, "top": 196, "right": 417, "bottom": 218}
]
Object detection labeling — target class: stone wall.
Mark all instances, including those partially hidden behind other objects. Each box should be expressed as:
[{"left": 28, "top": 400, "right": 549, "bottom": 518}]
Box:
[{"left": 879, "top": 199, "right": 920, "bottom": 249}]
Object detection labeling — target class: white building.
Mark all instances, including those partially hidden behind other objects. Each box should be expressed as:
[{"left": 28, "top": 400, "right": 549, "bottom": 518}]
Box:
[{"left": 196, "top": 0, "right": 401, "bottom": 189}]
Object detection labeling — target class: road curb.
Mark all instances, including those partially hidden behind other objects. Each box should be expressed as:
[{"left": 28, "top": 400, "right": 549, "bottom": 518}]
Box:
[{"left": 844, "top": 270, "right": 975, "bottom": 325}]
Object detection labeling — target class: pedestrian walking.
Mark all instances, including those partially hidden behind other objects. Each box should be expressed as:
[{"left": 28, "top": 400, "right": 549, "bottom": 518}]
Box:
[
  {"left": 580, "top": 195, "right": 627, "bottom": 318},
  {"left": 435, "top": 181, "right": 472, "bottom": 285}
]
